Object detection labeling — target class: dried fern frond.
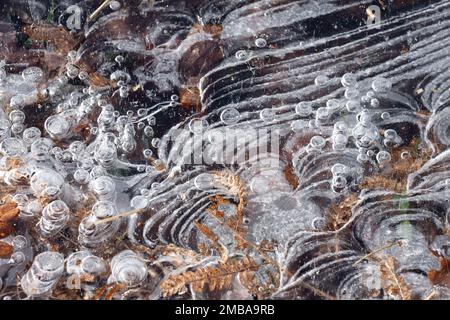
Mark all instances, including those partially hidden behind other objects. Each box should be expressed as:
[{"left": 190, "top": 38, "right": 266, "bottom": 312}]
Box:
[
  {"left": 379, "top": 256, "right": 412, "bottom": 300},
  {"left": 360, "top": 175, "right": 406, "bottom": 193},
  {"left": 213, "top": 171, "right": 246, "bottom": 218},
  {"left": 206, "top": 195, "right": 249, "bottom": 251},
  {"left": 194, "top": 221, "right": 228, "bottom": 262},
  {"left": 327, "top": 194, "right": 359, "bottom": 231},
  {"left": 92, "top": 283, "right": 126, "bottom": 300},
  {"left": 160, "top": 256, "right": 258, "bottom": 297},
  {"left": 159, "top": 244, "right": 202, "bottom": 265}
]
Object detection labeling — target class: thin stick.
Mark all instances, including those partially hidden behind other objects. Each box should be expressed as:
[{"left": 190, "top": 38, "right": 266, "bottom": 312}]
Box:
[
  {"left": 300, "top": 281, "right": 336, "bottom": 300},
  {"left": 88, "top": 0, "right": 112, "bottom": 22},
  {"left": 424, "top": 290, "right": 437, "bottom": 300},
  {"left": 352, "top": 240, "right": 403, "bottom": 266},
  {"left": 94, "top": 208, "right": 142, "bottom": 225}
]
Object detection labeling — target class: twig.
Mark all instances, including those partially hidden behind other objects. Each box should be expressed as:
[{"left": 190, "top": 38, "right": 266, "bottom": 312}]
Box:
[
  {"left": 94, "top": 208, "right": 142, "bottom": 225},
  {"left": 352, "top": 240, "right": 403, "bottom": 266},
  {"left": 88, "top": 0, "right": 112, "bottom": 22},
  {"left": 424, "top": 290, "right": 437, "bottom": 300}
]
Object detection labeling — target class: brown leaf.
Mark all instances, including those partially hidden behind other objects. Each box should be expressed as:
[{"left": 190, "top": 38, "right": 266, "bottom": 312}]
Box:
[
  {"left": 428, "top": 258, "right": 450, "bottom": 288},
  {"left": 379, "top": 256, "right": 412, "bottom": 300},
  {"left": 22, "top": 23, "right": 80, "bottom": 55},
  {"left": 0, "top": 241, "right": 13, "bottom": 259},
  {"left": 179, "top": 86, "right": 201, "bottom": 112},
  {"left": 283, "top": 165, "right": 299, "bottom": 189},
  {"left": 0, "top": 198, "right": 19, "bottom": 238},
  {"left": 327, "top": 194, "right": 358, "bottom": 231}
]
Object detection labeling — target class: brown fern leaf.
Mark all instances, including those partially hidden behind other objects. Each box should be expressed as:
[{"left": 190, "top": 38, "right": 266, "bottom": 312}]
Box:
[
  {"left": 194, "top": 221, "right": 219, "bottom": 243},
  {"left": 194, "top": 221, "right": 228, "bottom": 262},
  {"left": 160, "top": 256, "right": 258, "bottom": 297},
  {"left": 379, "top": 256, "right": 412, "bottom": 300},
  {"left": 206, "top": 194, "right": 249, "bottom": 251},
  {"left": 213, "top": 171, "right": 247, "bottom": 219},
  {"left": 327, "top": 194, "right": 358, "bottom": 231},
  {"left": 360, "top": 175, "right": 406, "bottom": 193}
]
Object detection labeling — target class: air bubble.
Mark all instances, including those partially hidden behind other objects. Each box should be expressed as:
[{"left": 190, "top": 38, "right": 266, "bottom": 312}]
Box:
[
  {"left": 381, "top": 112, "right": 390, "bottom": 120},
  {"left": 372, "top": 77, "right": 392, "bottom": 92},
  {"left": 110, "top": 250, "right": 147, "bottom": 287},
  {"left": 260, "top": 109, "right": 276, "bottom": 122},
  {"left": 326, "top": 99, "right": 341, "bottom": 112},
  {"left": 110, "top": 0, "right": 121, "bottom": 10},
  {"left": 194, "top": 173, "right": 214, "bottom": 190},
  {"left": 341, "top": 73, "right": 358, "bottom": 87},
  {"left": 255, "top": 38, "right": 267, "bottom": 48},
  {"left": 0, "top": 138, "right": 26, "bottom": 157},
  {"left": 144, "top": 126, "right": 154, "bottom": 137},
  {"left": 376, "top": 150, "right": 392, "bottom": 164},
  {"left": 220, "top": 108, "right": 240, "bottom": 125},
  {"left": 22, "top": 67, "right": 44, "bottom": 83},
  {"left": 309, "top": 135, "right": 326, "bottom": 150},
  {"left": 295, "top": 102, "right": 313, "bottom": 117},
  {"left": 235, "top": 50, "right": 249, "bottom": 60},
  {"left": 314, "top": 74, "right": 330, "bottom": 86},
  {"left": 130, "top": 196, "right": 148, "bottom": 209},
  {"left": 345, "top": 88, "right": 360, "bottom": 100}
]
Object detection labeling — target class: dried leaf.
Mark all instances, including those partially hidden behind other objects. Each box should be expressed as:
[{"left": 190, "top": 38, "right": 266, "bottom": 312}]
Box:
[
  {"left": 0, "top": 241, "right": 13, "bottom": 259},
  {"left": 179, "top": 86, "right": 201, "bottom": 111},
  {"left": 379, "top": 256, "right": 412, "bottom": 300},
  {"left": 428, "top": 258, "right": 450, "bottom": 288},
  {"left": 327, "top": 194, "right": 358, "bottom": 231},
  {"left": 22, "top": 23, "right": 80, "bottom": 55},
  {"left": 283, "top": 165, "right": 299, "bottom": 189},
  {"left": 0, "top": 198, "right": 19, "bottom": 238},
  {"left": 194, "top": 221, "right": 228, "bottom": 262},
  {"left": 213, "top": 171, "right": 247, "bottom": 220}
]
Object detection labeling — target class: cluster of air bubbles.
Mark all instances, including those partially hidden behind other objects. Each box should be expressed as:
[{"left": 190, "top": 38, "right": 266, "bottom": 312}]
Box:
[
  {"left": 109, "top": 250, "right": 147, "bottom": 287},
  {"left": 331, "top": 163, "right": 349, "bottom": 193},
  {"left": 332, "top": 121, "right": 349, "bottom": 151},
  {"left": 382, "top": 129, "right": 402, "bottom": 148},
  {"left": 21, "top": 252, "right": 64, "bottom": 297},
  {"left": 38, "top": 200, "right": 70, "bottom": 237},
  {"left": 290, "top": 73, "right": 398, "bottom": 176},
  {"left": 78, "top": 170, "right": 120, "bottom": 251}
]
